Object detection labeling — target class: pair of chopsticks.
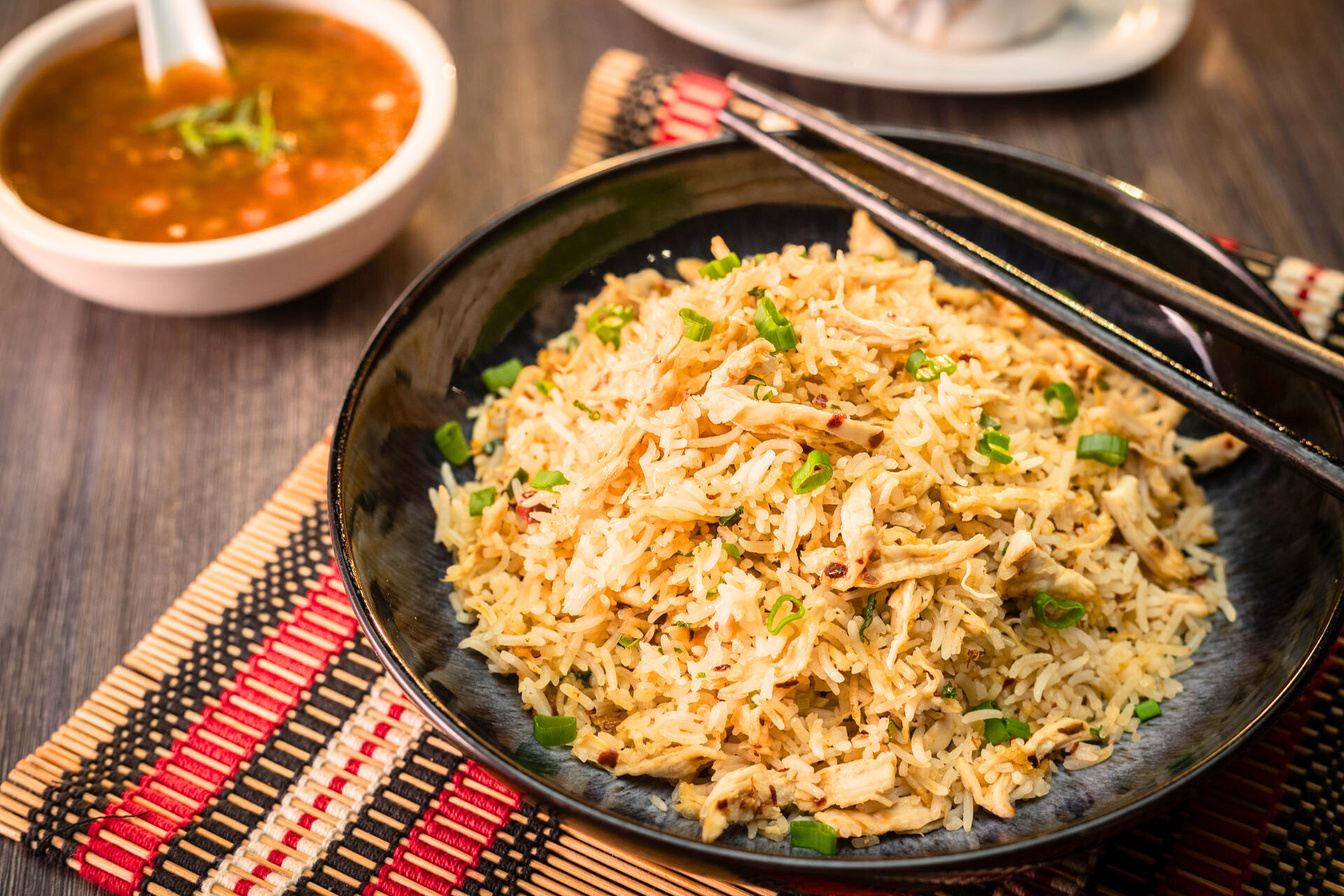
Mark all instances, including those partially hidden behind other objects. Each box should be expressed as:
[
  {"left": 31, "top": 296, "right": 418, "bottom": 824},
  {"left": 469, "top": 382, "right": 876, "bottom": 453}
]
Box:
[{"left": 719, "top": 75, "right": 1344, "bottom": 501}]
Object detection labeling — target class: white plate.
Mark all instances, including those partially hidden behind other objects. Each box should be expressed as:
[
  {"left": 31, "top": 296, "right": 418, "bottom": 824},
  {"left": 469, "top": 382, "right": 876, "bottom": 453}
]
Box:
[{"left": 617, "top": 0, "right": 1193, "bottom": 93}]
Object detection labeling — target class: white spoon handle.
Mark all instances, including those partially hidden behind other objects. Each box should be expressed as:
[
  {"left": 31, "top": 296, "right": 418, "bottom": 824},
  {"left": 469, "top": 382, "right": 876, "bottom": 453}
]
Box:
[{"left": 134, "top": 0, "right": 227, "bottom": 84}]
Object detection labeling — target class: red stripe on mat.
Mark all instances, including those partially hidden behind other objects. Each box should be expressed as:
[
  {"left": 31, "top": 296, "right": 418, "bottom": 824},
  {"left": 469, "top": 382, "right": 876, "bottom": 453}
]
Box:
[
  {"left": 75, "top": 570, "right": 358, "bottom": 895},
  {"left": 361, "top": 764, "right": 522, "bottom": 896}
]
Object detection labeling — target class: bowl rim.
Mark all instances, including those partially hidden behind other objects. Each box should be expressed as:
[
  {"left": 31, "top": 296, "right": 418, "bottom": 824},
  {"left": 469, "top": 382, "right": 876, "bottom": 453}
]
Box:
[
  {"left": 0, "top": 0, "right": 456, "bottom": 267},
  {"left": 329, "top": 127, "right": 1344, "bottom": 877}
]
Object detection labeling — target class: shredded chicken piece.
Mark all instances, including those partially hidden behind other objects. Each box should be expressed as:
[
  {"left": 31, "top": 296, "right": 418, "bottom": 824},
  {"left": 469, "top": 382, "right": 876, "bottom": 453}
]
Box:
[
  {"left": 999, "top": 532, "right": 1099, "bottom": 602},
  {"left": 698, "top": 387, "right": 888, "bottom": 451},
  {"left": 1024, "top": 718, "right": 1089, "bottom": 758},
  {"left": 816, "top": 795, "right": 944, "bottom": 837},
  {"left": 612, "top": 745, "right": 719, "bottom": 779},
  {"left": 705, "top": 339, "right": 773, "bottom": 391},
  {"left": 848, "top": 209, "right": 900, "bottom": 259},
  {"left": 1178, "top": 433, "right": 1248, "bottom": 474},
  {"left": 858, "top": 534, "right": 992, "bottom": 589},
  {"left": 822, "top": 305, "right": 928, "bottom": 350},
  {"left": 699, "top": 765, "right": 794, "bottom": 842},
  {"left": 1101, "top": 476, "right": 1192, "bottom": 582},
  {"left": 944, "top": 485, "right": 1065, "bottom": 518},
  {"left": 797, "top": 758, "right": 896, "bottom": 811}
]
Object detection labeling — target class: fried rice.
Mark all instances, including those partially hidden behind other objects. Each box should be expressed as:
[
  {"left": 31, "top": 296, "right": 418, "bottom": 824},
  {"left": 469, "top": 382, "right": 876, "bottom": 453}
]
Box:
[{"left": 430, "top": 212, "right": 1243, "bottom": 845}]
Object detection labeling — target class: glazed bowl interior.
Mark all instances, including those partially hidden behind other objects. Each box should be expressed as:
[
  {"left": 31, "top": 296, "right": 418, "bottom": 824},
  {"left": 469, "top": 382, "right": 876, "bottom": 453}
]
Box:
[{"left": 330, "top": 130, "right": 1344, "bottom": 887}]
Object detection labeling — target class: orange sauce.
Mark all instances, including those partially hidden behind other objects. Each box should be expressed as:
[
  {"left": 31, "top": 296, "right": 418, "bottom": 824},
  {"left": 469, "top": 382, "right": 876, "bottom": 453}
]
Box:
[{"left": 0, "top": 7, "right": 421, "bottom": 242}]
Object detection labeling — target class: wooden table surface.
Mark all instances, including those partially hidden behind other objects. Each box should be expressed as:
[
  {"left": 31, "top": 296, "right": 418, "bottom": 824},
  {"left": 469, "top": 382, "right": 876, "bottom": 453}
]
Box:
[{"left": 2, "top": 1, "right": 1343, "bottom": 892}]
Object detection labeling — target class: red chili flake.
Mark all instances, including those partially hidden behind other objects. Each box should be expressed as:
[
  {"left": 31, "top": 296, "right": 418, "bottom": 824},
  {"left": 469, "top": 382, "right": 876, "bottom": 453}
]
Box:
[
  {"left": 812, "top": 394, "right": 829, "bottom": 408},
  {"left": 518, "top": 504, "right": 537, "bottom": 526},
  {"left": 712, "top": 664, "right": 731, "bottom": 672},
  {"left": 868, "top": 431, "right": 885, "bottom": 448},
  {"left": 826, "top": 412, "right": 846, "bottom": 429},
  {"left": 598, "top": 750, "right": 618, "bottom": 768},
  {"left": 824, "top": 562, "right": 848, "bottom": 578}
]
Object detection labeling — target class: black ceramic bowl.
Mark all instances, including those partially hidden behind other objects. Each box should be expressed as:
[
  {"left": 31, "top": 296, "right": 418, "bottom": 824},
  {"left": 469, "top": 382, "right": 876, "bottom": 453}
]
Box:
[{"left": 329, "top": 129, "right": 1344, "bottom": 891}]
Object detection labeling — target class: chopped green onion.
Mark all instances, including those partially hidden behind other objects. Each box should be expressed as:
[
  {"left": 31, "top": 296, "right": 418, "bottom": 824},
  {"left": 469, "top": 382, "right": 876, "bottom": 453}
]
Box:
[
  {"left": 565, "top": 334, "right": 579, "bottom": 351},
  {"left": 752, "top": 383, "right": 776, "bottom": 401},
  {"left": 905, "top": 349, "right": 957, "bottom": 382},
  {"left": 586, "top": 304, "right": 635, "bottom": 349},
  {"left": 724, "top": 543, "right": 743, "bottom": 559},
  {"left": 941, "top": 684, "right": 958, "bottom": 699},
  {"left": 753, "top": 253, "right": 768, "bottom": 263},
  {"left": 973, "top": 699, "right": 999, "bottom": 712},
  {"left": 972, "top": 699, "right": 1028, "bottom": 745},
  {"left": 481, "top": 437, "right": 504, "bottom": 456},
  {"left": 434, "top": 422, "right": 471, "bottom": 465},
  {"left": 719, "top": 506, "right": 744, "bottom": 526},
  {"left": 675, "top": 621, "right": 692, "bottom": 628},
  {"left": 1089, "top": 726, "right": 1103, "bottom": 739},
  {"left": 859, "top": 594, "right": 877, "bottom": 643},
  {"left": 1168, "top": 752, "right": 1194, "bottom": 772},
  {"left": 679, "top": 308, "right": 715, "bottom": 341},
  {"left": 753, "top": 296, "right": 799, "bottom": 352},
  {"left": 533, "top": 715, "right": 577, "bottom": 747},
  {"left": 571, "top": 669, "right": 592, "bottom": 687},
  {"left": 617, "top": 636, "right": 637, "bottom": 648},
  {"left": 572, "top": 399, "right": 600, "bottom": 421},
  {"left": 1097, "top": 377, "right": 1111, "bottom": 391},
  {"left": 532, "top": 470, "right": 569, "bottom": 492},
  {"left": 468, "top": 488, "right": 497, "bottom": 516},
  {"left": 1135, "top": 698, "right": 1162, "bottom": 721},
  {"left": 510, "top": 468, "right": 530, "bottom": 487},
  {"left": 766, "top": 594, "right": 805, "bottom": 634},
  {"left": 1077, "top": 433, "right": 1129, "bottom": 466},
  {"left": 1032, "top": 592, "right": 1087, "bottom": 629},
  {"left": 789, "top": 819, "right": 837, "bottom": 856},
  {"left": 697, "top": 253, "right": 741, "bottom": 280},
  {"left": 1044, "top": 382, "right": 1079, "bottom": 424},
  {"left": 482, "top": 358, "right": 523, "bottom": 392},
  {"left": 536, "top": 379, "right": 555, "bottom": 396},
  {"left": 977, "top": 429, "right": 1013, "bottom": 464},
  {"left": 1004, "top": 719, "right": 1031, "bottom": 740},
  {"left": 979, "top": 413, "right": 1000, "bottom": 430},
  {"left": 790, "top": 449, "right": 833, "bottom": 495}
]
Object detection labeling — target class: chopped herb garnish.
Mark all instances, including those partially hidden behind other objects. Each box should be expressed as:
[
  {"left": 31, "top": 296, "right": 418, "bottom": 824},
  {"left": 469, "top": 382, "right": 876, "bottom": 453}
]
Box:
[
  {"left": 941, "top": 684, "right": 958, "bottom": 699},
  {"left": 859, "top": 594, "right": 877, "bottom": 643},
  {"left": 565, "top": 334, "right": 580, "bottom": 351},
  {"left": 1089, "top": 726, "right": 1103, "bottom": 739},
  {"left": 679, "top": 308, "right": 715, "bottom": 341},
  {"left": 977, "top": 429, "right": 1013, "bottom": 464},
  {"left": 617, "top": 636, "right": 638, "bottom": 648},
  {"left": 1044, "top": 382, "right": 1079, "bottom": 424},
  {"left": 1077, "top": 433, "right": 1129, "bottom": 466},
  {"left": 144, "top": 87, "right": 294, "bottom": 163},
  {"left": 675, "top": 621, "right": 692, "bottom": 628},
  {"left": 698, "top": 253, "right": 741, "bottom": 280},
  {"left": 753, "top": 295, "right": 799, "bottom": 352},
  {"left": 724, "top": 543, "right": 743, "bottom": 559},
  {"left": 586, "top": 304, "right": 635, "bottom": 348},
  {"left": 752, "top": 382, "right": 776, "bottom": 401},
  {"left": 510, "top": 468, "right": 530, "bottom": 487},
  {"left": 1097, "top": 377, "right": 1111, "bottom": 391},
  {"left": 536, "top": 379, "right": 555, "bottom": 396},
  {"left": 571, "top": 669, "right": 592, "bottom": 687},
  {"left": 1032, "top": 592, "right": 1087, "bottom": 629},
  {"left": 533, "top": 715, "right": 577, "bottom": 747},
  {"left": 719, "top": 506, "right": 744, "bottom": 526},
  {"left": 481, "top": 437, "right": 504, "bottom": 456},
  {"left": 434, "top": 422, "right": 471, "bottom": 465},
  {"left": 905, "top": 348, "right": 957, "bottom": 382},
  {"left": 753, "top": 253, "right": 768, "bottom": 262},
  {"left": 790, "top": 449, "right": 833, "bottom": 494},
  {"left": 789, "top": 819, "right": 837, "bottom": 856},
  {"left": 572, "top": 399, "right": 600, "bottom": 421},
  {"left": 1168, "top": 752, "right": 1194, "bottom": 772},
  {"left": 974, "top": 699, "right": 1030, "bottom": 745},
  {"left": 532, "top": 470, "right": 569, "bottom": 492},
  {"left": 766, "top": 594, "right": 805, "bottom": 634},
  {"left": 482, "top": 358, "right": 523, "bottom": 392},
  {"left": 979, "top": 413, "right": 1000, "bottom": 430},
  {"left": 1135, "top": 698, "right": 1162, "bottom": 721},
  {"left": 1004, "top": 719, "right": 1031, "bottom": 739},
  {"left": 468, "top": 488, "right": 497, "bottom": 516}
]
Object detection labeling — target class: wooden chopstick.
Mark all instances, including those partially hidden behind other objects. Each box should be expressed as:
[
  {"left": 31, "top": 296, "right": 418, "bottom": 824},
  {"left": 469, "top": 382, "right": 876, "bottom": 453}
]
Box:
[
  {"left": 715, "top": 107, "right": 1344, "bottom": 501},
  {"left": 727, "top": 73, "right": 1344, "bottom": 394}
]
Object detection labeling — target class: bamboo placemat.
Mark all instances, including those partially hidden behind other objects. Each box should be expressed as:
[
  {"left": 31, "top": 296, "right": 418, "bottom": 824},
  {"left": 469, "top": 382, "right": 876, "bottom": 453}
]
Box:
[{"left": 5, "top": 49, "right": 1344, "bottom": 896}]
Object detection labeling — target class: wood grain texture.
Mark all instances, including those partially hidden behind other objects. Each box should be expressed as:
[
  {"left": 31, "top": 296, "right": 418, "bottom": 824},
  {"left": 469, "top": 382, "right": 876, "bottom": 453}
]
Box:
[{"left": 1, "top": 1, "right": 1341, "bottom": 892}]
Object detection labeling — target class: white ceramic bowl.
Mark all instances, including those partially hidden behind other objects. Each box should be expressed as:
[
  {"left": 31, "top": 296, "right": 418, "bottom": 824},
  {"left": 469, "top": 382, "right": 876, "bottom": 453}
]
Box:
[{"left": 0, "top": 0, "right": 457, "bottom": 315}]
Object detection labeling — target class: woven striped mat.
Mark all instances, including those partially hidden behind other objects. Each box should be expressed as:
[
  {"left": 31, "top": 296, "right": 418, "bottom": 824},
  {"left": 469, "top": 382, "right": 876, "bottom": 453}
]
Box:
[{"left": 5, "top": 49, "right": 1344, "bottom": 896}]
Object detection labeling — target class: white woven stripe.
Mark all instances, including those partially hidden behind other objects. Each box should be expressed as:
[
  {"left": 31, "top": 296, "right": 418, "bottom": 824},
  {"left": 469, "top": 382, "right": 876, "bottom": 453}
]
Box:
[
  {"left": 1270, "top": 256, "right": 1344, "bottom": 342},
  {"left": 196, "top": 674, "right": 428, "bottom": 895}
]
